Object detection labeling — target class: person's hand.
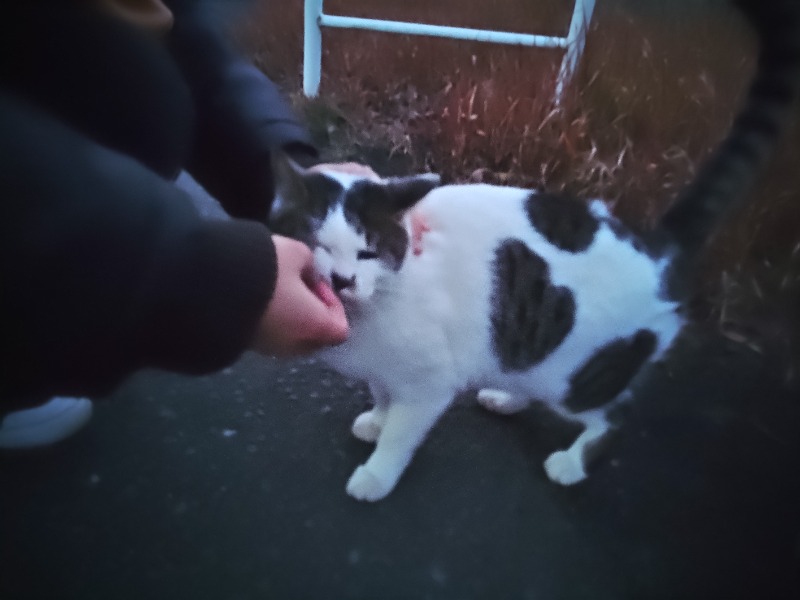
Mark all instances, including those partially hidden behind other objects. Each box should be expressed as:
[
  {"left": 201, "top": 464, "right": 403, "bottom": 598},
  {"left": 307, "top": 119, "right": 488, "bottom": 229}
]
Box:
[
  {"left": 251, "top": 235, "right": 348, "bottom": 357},
  {"left": 309, "top": 162, "right": 380, "bottom": 181}
]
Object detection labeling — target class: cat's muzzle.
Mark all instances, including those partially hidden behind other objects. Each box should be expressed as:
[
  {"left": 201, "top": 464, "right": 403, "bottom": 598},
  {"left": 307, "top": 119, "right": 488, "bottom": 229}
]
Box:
[{"left": 331, "top": 272, "right": 356, "bottom": 293}]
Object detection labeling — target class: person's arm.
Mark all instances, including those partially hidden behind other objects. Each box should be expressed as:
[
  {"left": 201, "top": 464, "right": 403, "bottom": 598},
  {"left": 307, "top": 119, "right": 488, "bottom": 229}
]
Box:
[
  {"left": 0, "top": 93, "right": 276, "bottom": 403},
  {"left": 166, "top": 0, "right": 318, "bottom": 222}
]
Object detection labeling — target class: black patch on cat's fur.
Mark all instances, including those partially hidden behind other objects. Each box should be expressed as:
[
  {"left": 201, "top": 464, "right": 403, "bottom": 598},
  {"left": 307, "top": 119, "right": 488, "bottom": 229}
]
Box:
[
  {"left": 491, "top": 240, "right": 576, "bottom": 371},
  {"left": 342, "top": 181, "right": 421, "bottom": 271},
  {"left": 343, "top": 183, "right": 409, "bottom": 271},
  {"left": 525, "top": 192, "right": 599, "bottom": 253},
  {"left": 563, "top": 329, "right": 657, "bottom": 413},
  {"left": 270, "top": 171, "right": 342, "bottom": 245}
]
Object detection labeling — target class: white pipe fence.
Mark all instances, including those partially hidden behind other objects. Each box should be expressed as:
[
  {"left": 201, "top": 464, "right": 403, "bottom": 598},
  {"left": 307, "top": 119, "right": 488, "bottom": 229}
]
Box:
[{"left": 303, "top": 0, "right": 595, "bottom": 103}]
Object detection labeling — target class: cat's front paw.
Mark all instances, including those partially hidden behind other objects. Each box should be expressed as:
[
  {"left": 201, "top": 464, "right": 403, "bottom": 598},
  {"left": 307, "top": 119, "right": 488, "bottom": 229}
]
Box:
[
  {"left": 346, "top": 465, "right": 393, "bottom": 502},
  {"left": 351, "top": 410, "right": 383, "bottom": 443},
  {"left": 543, "top": 450, "right": 587, "bottom": 486}
]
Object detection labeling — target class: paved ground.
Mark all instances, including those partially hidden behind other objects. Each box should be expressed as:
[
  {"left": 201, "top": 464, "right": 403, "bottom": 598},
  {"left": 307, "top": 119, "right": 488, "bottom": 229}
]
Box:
[{"left": 2, "top": 325, "right": 799, "bottom": 600}]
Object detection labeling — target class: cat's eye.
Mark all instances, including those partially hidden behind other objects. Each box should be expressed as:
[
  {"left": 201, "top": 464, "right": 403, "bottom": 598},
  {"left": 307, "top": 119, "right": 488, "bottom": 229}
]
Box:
[{"left": 357, "top": 250, "right": 379, "bottom": 260}]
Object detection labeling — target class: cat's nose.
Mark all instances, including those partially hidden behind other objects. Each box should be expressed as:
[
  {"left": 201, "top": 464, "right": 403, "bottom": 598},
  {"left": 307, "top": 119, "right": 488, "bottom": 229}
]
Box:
[{"left": 331, "top": 272, "right": 356, "bottom": 293}]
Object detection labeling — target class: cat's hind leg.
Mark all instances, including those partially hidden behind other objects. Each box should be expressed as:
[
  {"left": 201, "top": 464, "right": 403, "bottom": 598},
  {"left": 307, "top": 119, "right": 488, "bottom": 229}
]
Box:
[
  {"left": 477, "top": 389, "right": 531, "bottom": 415},
  {"left": 543, "top": 409, "right": 610, "bottom": 486},
  {"left": 347, "top": 388, "right": 453, "bottom": 502},
  {"left": 543, "top": 329, "right": 658, "bottom": 485},
  {"left": 351, "top": 382, "right": 389, "bottom": 443}
]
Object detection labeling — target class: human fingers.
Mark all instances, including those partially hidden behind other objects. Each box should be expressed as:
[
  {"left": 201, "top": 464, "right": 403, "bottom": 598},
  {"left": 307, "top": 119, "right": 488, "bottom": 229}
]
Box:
[
  {"left": 252, "top": 236, "right": 348, "bottom": 357},
  {"left": 309, "top": 162, "right": 380, "bottom": 181}
]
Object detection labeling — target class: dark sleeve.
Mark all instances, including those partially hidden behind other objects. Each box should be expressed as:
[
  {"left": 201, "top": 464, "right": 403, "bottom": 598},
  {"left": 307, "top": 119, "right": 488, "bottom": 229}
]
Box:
[
  {"left": 0, "top": 94, "right": 277, "bottom": 405},
  {"left": 166, "top": 0, "right": 319, "bottom": 222}
]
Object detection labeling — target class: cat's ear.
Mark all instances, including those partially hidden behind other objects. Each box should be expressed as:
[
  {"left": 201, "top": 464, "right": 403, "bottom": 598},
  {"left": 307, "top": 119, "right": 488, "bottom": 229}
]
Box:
[
  {"left": 383, "top": 173, "right": 441, "bottom": 213},
  {"left": 271, "top": 151, "right": 310, "bottom": 211},
  {"left": 270, "top": 151, "right": 339, "bottom": 219}
]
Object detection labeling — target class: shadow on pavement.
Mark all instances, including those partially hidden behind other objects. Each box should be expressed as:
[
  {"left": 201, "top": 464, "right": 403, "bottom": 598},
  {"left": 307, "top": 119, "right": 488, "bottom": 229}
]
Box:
[{"left": 2, "top": 325, "right": 799, "bottom": 599}]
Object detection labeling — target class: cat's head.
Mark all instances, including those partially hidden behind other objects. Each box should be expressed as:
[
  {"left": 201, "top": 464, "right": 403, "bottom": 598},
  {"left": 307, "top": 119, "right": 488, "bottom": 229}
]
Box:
[{"left": 270, "top": 153, "right": 440, "bottom": 302}]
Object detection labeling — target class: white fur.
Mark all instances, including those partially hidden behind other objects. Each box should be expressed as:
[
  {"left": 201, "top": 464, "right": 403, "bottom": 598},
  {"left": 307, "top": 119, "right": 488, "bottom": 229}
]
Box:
[{"left": 314, "top": 182, "right": 683, "bottom": 501}]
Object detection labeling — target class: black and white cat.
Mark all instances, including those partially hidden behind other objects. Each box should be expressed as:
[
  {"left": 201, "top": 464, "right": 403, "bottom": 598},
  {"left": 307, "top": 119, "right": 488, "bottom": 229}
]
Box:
[{"left": 270, "top": 0, "right": 799, "bottom": 501}]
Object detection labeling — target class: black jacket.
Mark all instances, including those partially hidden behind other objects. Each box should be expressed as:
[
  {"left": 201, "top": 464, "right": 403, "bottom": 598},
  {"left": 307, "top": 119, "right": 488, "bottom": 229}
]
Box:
[{"left": 0, "top": 0, "right": 317, "bottom": 407}]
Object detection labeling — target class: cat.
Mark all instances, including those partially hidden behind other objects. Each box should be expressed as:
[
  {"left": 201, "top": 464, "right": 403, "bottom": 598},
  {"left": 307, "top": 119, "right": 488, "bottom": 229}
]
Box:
[{"left": 269, "top": 0, "right": 800, "bottom": 502}]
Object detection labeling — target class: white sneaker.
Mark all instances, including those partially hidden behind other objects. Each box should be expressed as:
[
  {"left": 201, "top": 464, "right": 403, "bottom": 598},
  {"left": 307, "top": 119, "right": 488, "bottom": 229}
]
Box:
[{"left": 0, "top": 397, "right": 93, "bottom": 449}]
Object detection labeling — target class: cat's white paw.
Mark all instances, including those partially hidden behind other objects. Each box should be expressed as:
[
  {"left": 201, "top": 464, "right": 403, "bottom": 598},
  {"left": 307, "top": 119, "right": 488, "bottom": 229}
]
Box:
[
  {"left": 543, "top": 450, "right": 587, "bottom": 486},
  {"left": 346, "top": 465, "right": 392, "bottom": 502},
  {"left": 351, "top": 411, "right": 383, "bottom": 442},
  {"left": 477, "top": 389, "right": 527, "bottom": 415}
]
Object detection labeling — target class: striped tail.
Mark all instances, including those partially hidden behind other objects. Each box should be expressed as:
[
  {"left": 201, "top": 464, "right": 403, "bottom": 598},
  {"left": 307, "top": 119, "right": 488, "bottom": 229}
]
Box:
[{"left": 659, "top": 0, "right": 800, "bottom": 296}]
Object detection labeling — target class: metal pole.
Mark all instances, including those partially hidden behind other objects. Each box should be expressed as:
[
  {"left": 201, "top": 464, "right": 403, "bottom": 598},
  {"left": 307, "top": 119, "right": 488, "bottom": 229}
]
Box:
[
  {"left": 303, "top": 0, "right": 323, "bottom": 96},
  {"left": 318, "top": 14, "right": 567, "bottom": 49},
  {"left": 303, "top": 0, "right": 596, "bottom": 103},
  {"left": 555, "top": 0, "right": 596, "bottom": 103}
]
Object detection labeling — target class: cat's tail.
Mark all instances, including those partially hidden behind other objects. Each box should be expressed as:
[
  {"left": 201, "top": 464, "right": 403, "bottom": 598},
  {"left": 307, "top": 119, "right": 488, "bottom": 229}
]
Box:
[{"left": 658, "top": 0, "right": 800, "bottom": 296}]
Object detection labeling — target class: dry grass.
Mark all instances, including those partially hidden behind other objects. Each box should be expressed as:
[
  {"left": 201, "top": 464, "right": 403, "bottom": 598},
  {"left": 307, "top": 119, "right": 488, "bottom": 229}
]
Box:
[{"left": 237, "top": 0, "right": 800, "bottom": 382}]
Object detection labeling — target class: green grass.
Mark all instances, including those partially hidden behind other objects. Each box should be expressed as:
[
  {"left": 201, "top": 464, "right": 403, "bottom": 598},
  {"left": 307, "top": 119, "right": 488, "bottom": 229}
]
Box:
[{"left": 237, "top": 0, "right": 800, "bottom": 382}]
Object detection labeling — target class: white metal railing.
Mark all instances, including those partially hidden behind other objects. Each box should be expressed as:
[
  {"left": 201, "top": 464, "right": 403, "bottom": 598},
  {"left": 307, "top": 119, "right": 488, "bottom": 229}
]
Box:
[{"left": 303, "top": 0, "right": 595, "bottom": 103}]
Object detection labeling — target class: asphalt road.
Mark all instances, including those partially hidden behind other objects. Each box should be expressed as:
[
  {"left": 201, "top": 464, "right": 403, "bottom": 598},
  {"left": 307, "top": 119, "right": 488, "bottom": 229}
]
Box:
[{"left": 2, "top": 326, "right": 799, "bottom": 600}]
